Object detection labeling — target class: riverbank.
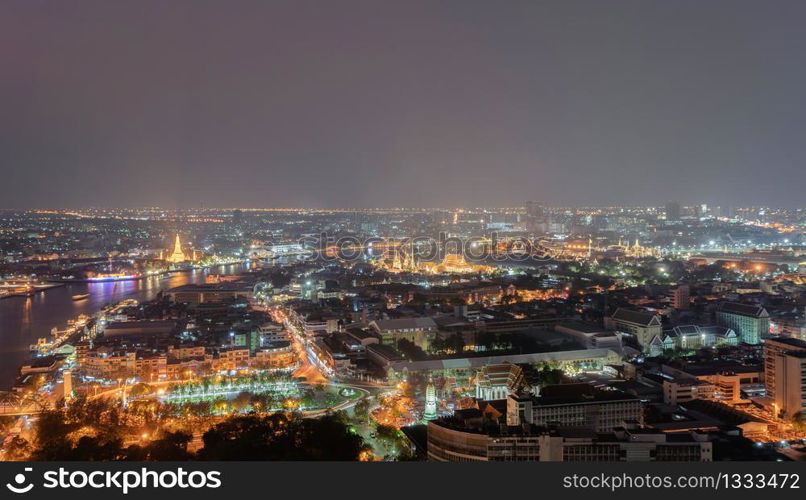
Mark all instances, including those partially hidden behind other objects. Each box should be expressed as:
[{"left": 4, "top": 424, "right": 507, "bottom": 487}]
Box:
[
  {"left": 0, "top": 283, "right": 65, "bottom": 299},
  {"left": 47, "top": 258, "right": 250, "bottom": 283},
  {"left": 0, "top": 262, "right": 252, "bottom": 390}
]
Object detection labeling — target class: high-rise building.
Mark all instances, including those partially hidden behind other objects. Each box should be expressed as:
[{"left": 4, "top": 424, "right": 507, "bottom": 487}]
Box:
[
  {"left": 665, "top": 201, "right": 681, "bottom": 222},
  {"left": 771, "top": 352, "right": 806, "bottom": 419},
  {"left": 526, "top": 201, "right": 544, "bottom": 219},
  {"left": 698, "top": 204, "right": 709, "bottom": 217},
  {"left": 672, "top": 284, "right": 690, "bottom": 310},
  {"left": 764, "top": 337, "right": 806, "bottom": 418},
  {"left": 232, "top": 209, "right": 244, "bottom": 226}
]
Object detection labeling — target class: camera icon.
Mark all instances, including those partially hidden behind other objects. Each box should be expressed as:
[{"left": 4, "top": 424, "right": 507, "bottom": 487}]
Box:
[{"left": 6, "top": 467, "right": 34, "bottom": 494}]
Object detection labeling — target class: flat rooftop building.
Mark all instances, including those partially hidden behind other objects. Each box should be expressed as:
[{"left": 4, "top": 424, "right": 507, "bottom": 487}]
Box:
[
  {"left": 167, "top": 283, "right": 254, "bottom": 304},
  {"left": 103, "top": 320, "right": 176, "bottom": 338},
  {"left": 507, "top": 383, "right": 643, "bottom": 432}
]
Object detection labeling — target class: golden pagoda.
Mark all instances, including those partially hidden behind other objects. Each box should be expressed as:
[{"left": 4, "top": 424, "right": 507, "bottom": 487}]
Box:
[
  {"left": 609, "top": 238, "right": 658, "bottom": 258},
  {"left": 160, "top": 234, "right": 202, "bottom": 263},
  {"left": 624, "top": 238, "right": 658, "bottom": 258},
  {"left": 378, "top": 240, "right": 417, "bottom": 273}
]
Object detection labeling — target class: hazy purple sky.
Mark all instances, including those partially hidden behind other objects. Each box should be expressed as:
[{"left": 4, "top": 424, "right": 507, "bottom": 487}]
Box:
[{"left": 1, "top": 0, "right": 804, "bottom": 209}]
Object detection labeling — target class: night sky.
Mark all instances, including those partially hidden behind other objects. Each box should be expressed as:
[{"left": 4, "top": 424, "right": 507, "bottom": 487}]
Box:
[{"left": 1, "top": 0, "right": 805, "bottom": 209}]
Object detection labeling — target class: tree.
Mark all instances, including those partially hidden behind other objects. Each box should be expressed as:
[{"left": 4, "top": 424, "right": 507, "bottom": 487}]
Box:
[
  {"left": 397, "top": 338, "right": 427, "bottom": 360},
  {"left": 792, "top": 412, "right": 806, "bottom": 433},
  {"left": 198, "top": 414, "right": 369, "bottom": 460},
  {"left": 68, "top": 436, "right": 125, "bottom": 461},
  {"left": 428, "top": 337, "right": 446, "bottom": 355},
  {"left": 3, "top": 436, "right": 32, "bottom": 461},
  {"left": 128, "top": 383, "right": 154, "bottom": 397},
  {"left": 535, "top": 364, "right": 564, "bottom": 387},
  {"left": 353, "top": 398, "right": 371, "bottom": 423},
  {"left": 31, "top": 409, "right": 79, "bottom": 459},
  {"left": 477, "top": 331, "right": 498, "bottom": 351},
  {"left": 231, "top": 391, "right": 253, "bottom": 413},
  {"left": 374, "top": 423, "right": 399, "bottom": 442},
  {"left": 446, "top": 333, "right": 465, "bottom": 354},
  {"left": 20, "top": 391, "right": 52, "bottom": 413},
  {"left": 145, "top": 431, "right": 193, "bottom": 461}
]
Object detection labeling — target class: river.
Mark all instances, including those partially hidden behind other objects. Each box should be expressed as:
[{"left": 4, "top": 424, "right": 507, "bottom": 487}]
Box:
[{"left": 0, "top": 263, "right": 251, "bottom": 390}]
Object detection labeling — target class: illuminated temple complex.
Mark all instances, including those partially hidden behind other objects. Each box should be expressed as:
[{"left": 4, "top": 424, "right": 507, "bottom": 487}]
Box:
[
  {"left": 610, "top": 238, "right": 659, "bottom": 259},
  {"left": 425, "top": 253, "right": 491, "bottom": 274},
  {"left": 160, "top": 234, "right": 203, "bottom": 263},
  {"left": 378, "top": 245, "right": 492, "bottom": 275}
]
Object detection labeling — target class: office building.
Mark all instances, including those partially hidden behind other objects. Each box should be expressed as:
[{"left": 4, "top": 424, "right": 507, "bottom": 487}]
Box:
[
  {"left": 607, "top": 308, "right": 662, "bottom": 350},
  {"left": 764, "top": 337, "right": 806, "bottom": 418},
  {"left": 665, "top": 202, "right": 681, "bottom": 222},
  {"left": 427, "top": 418, "right": 711, "bottom": 462},
  {"left": 672, "top": 284, "right": 690, "bottom": 310},
  {"left": 715, "top": 302, "right": 769, "bottom": 345},
  {"left": 506, "top": 384, "right": 643, "bottom": 432}
]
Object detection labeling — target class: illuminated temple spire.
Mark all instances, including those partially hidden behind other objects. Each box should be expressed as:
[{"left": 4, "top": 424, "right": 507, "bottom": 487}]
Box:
[
  {"left": 167, "top": 233, "right": 186, "bottom": 263},
  {"left": 424, "top": 376, "right": 437, "bottom": 420}
]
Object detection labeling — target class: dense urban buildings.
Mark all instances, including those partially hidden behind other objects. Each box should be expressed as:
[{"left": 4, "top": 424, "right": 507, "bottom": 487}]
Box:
[
  {"left": 2, "top": 0, "right": 806, "bottom": 479},
  {"left": 0, "top": 204, "right": 804, "bottom": 462}
]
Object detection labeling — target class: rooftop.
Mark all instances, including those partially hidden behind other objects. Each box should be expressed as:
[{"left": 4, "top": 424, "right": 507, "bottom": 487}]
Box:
[
  {"left": 556, "top": 320, "right": 607, "bottom": 334},
  {"left": 766, "top": 337, "right": 806, "bottom": 349},
  {"left": 612, "top": 308, "right": 661, "bottom": 326},
  {"left": 531, "top": 383, "right": 640, "bottom": 406},
  {"left": 371, "top": 317, "right": 437, "bottom": 331},
  {"left": 717, "top": 302, "right": 769, "bottom": 318}
]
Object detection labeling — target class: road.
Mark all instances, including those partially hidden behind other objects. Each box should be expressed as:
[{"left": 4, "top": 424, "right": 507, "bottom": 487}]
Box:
[
  {"left": 2, "top": 302, "right": 394, "bottom": 458},
  {"left": 266, "top": 305, "right": 329, "bottom": 384},
  {"left": 778, "top": 446, "right": 806, "bottom": 461}
]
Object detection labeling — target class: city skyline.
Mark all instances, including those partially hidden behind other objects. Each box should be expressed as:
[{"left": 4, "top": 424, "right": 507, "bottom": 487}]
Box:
[
  {"left": 2, "top": 0, "right": 806, "bottom": 469},
  {"left": 2, "top": 203, "right": 805, "bottom": 463},
  {"left": 1, "top": 203, "right": 803, "bottom": 211},
  {"left": 2, "top": 0, "right": 806, "bottom": 209}
]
